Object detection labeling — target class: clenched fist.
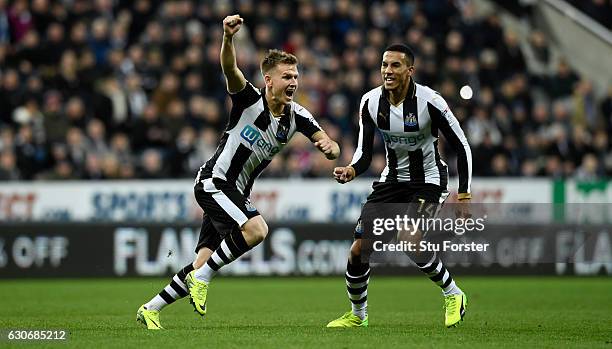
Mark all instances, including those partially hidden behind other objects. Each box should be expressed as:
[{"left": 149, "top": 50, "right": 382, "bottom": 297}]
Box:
[
  {"left": 223, "top": 14, "right": 243, "bottom": 36},
  {"left": 333, "top": 166, "right": 356, "bottom": 184}
]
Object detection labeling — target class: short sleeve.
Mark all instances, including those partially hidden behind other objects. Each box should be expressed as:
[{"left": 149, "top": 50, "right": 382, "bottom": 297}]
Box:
[{"left": 294, "top": 105, "right": 322, "bottom": 139}]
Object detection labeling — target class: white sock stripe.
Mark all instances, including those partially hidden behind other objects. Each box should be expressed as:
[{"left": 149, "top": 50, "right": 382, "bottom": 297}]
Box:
[
  {"left": 345, "top": 279, "right": 369, "bottom": 288},
  {"left": 172, "top": 275, "right": 188, "bottom": 292},
  {"left": 220, "top": 240, "right": 234, "bottom": 260},
  {"left": 436, "top": 270, "right": 450, "bottom": 285},
  {"left": 194, "top": 263, "right": 216, "bottom": 283},
  {"left": 211, "top": 252, "right": 225, "bottom": 268},
  {"left": 145, "top": 294, "right": 167, "bottom": 311},
  {"left": 428, "top": 262, "right": 443, "bottom": 276},
  {"left": 348, "top": 291, "right": 368, "bottom": 300},
  {"left": 352, "top": 303, "right": 367, "bottom": 311},
  {"left": 164, "top": 285, "right": 180, "bottom": 299},
  {"left": 441, "top": 270, "right": 450, "bottom": 284},
  {"left": 420, "top": 255, "right": 438, "bottom": 269},
  {"left": 443, "top": 280, "right": 457, "bottom": 293},
  {"left": 424, "top": 261, "right": 441, "bottom": 276},
  {"left": 345, "top": 268, "right": 371, "bottom": 279},
  {"left": 210, "top": 191, "right": 248, "bottom": 226}
]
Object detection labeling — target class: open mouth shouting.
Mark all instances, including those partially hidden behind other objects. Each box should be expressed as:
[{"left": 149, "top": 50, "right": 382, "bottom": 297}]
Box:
[{"left": 285, "top": 87, "right": 296, "bottom": 99}]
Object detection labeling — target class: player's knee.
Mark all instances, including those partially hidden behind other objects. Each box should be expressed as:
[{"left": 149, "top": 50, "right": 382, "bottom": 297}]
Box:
[{"left": 242, "top": 217, "right": 268, "bottom": 243}]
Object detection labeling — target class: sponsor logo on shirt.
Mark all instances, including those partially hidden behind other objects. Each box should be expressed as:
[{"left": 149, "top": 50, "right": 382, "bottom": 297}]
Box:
[
  {"left": 240, "top": 125, "right": 281, "bottom": 156},
  {"left": 240, "top": 125, "right": 261, "bottom": 145},
  {"left": 382, "top": 131, "right": 425, "bottom": 146}
]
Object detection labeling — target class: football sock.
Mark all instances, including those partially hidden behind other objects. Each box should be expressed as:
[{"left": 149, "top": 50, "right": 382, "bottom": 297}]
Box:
[
  {"left": 144, "top": 263, "right": 194, "bottom": 311},
  {"left": 346, "top": 261, "right": 370, "bottom": 320},
  {"left": 194, "top": 229, "right": 251, "bottom": 283},
  {"left": 415, "top": 251, "right": 462, "bottom": 296}
]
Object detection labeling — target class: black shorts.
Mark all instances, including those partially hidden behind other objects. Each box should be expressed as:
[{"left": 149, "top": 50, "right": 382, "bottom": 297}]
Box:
[
  {"left": 193, "top": 178, "right": 260, "bottom": 253},
  {"left": 354, "top": 182, "right": 448, "bottom": 239}
]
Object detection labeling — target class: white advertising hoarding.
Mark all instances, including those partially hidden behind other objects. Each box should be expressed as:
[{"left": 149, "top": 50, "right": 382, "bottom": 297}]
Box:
[{"left": 0, "top": 178, "right": 552, "bottom": 222}]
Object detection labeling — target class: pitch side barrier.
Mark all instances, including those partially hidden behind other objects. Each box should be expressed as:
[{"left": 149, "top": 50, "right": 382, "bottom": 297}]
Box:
[{"left": 0, "top": 220, "right": 610, "bottom": 278}]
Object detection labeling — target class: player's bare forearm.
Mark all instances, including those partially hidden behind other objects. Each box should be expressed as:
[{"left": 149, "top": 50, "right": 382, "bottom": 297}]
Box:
[
  {"left": 221, "top": 15, "right": 246, "bottom": 93},
  {"left": 312, "top": 131, "right": 340, "bottom": 160},
  {"left": 455, "top": 197, "right": 472, "bottom": 218}
]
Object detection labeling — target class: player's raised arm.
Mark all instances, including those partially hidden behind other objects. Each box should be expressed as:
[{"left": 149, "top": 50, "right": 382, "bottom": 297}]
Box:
[
  {"left": 334, "top": 97, "right": 375, "bottom": 184},
  {"left": 428, "top": 95, "right": 473, "bottom": 200},
  {"left": 220, "top": 14, "right": 247, "bottom": 93},
  {"left": 312, "top": 131, "right": 340, "bottom": 160}
]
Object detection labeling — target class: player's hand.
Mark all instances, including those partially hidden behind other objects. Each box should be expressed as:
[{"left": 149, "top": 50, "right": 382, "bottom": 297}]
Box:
[
  {"left": 455, "top": 198, "right": 472, "bottom": 219},
  {"left": 223, "top": 15, "right": 243, "bottom": 36},
  {"left": 314, "top": 138, "right": 339, "bottom": 160},
  {"left": 333, "top": 166, "right": 355, "bottom": 184}
]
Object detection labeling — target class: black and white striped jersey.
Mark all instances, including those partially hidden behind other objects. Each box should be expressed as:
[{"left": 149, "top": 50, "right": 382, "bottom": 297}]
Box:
[
  {"left": 350, "top": 78, "right": 472, "bottom": 195},
  {"left": 196, "top": 81, "right": 322, "bottom": 196}
]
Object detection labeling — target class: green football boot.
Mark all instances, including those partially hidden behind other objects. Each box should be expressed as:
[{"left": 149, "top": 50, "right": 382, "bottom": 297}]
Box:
[
  {"left": 444, "top": 293, "right": 467, "bottom": 327},
  {"left": 185, "top": 270, "right": 208, "bottom": 317},
  {"left": 136, "top": 305, "right": 163, "bottom": 330},
  {"left": 326, "top": 311, "right": 369, "bottom": 328}
]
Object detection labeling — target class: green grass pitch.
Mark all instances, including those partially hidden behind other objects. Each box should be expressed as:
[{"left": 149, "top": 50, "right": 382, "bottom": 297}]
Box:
[{"left": 1, "top": 276, "right": 610, "bottom": 348}]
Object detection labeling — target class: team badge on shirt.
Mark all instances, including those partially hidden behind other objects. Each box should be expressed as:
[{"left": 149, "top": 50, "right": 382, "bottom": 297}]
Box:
[{"left": 404, "top": 113, "right": 417, "bottom": 127}]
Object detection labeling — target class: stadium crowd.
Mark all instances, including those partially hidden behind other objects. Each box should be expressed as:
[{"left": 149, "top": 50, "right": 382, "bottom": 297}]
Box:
[{"left": 0, "top": 0, "right": 610, "bottom": 181}]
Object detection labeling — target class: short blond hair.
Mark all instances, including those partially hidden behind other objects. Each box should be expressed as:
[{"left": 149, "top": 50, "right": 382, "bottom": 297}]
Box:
[{"left": 260, "top": 49, "right": 298, "bottom": 75}]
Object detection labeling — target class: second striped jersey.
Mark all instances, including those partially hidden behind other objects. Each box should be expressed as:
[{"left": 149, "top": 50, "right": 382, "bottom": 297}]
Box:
[{"left": 350, "top": 78, "right": 472, "bottom": 195}]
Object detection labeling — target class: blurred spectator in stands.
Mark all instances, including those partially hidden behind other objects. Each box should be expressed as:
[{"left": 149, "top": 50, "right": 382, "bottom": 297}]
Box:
[
  {"left": 575, "top": 153, "right": 603, "bottom": 180},
  {"left": 89, "top": 17, "right": 111, "bottom": 66},
  {"left": 52, "top": 50, "right": 80, "bottom": 97},
  {"left": 548, "top": 59, "right": 579, "bottom": 99},
  {"left": 83, "top": 152, "right": 104, "bottom": 179},
  {"left": 125, "top": 73, "right": 148, "bottom": 119},
  {"left": 8, "top": 0, "right": 32, "bottom": 43},
  {"left": 497, "top": 30, "right": 526, "bottom": 78},
  {"left": 138, "top": 148, "right": 167, "bottom": 179},
  {"left": 41, "top": 91, "right": 67, "bottom": 144},
  {"left": 86, "top": 118, "right": 109, "bottom": 155},
  {"left": 101, "top": 153, "right": 120, "bottom": 179},
  {"left": 41, "top": 160, "right": 77, "bottom": 180},
  {"left": 165, "top": 99, "right": 188, "bottom": 139},
  {"left": 0, "top": 128, "right": 14, "bottom": 152},
  {"left": 12, "top": 97, "right": 44, "bottom": 143},
  {"left": 520, "top": 159, "right": 538, "bottom": 177},
  {"left": 15, "top": 124, "right": 45, "bottom": 179},
  {"left": 491, "top": 153, "right": 513, "bottom": 176},
  {"left": 169, "top": 126, "right": 197, "bottom": 177},
  {"left": 0, "top": 150, "right": 20, "bottom": 180},
  {"left": 529, "top": 30, "right": 551, "bottom": 67},
  {"left": 0, "top": 0, "right": 9, "bottom": 44},
  {"left": 132, "top": 104, "right": 170, "bottom": 151},
  {"left": 0, "top": 69, "right": 22, "bottom": 126},
  {"left": 109, "top": 132, "right": 133, "bottom": 165},
  {"left": 96, "top": 76, "right": 128, "bottom": 131},
  {"left": 572, "top": 79, "right": 598, "bottom": 129},
  {"left": 65, "top": 127, "right": 91, "bottom": 171}
]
